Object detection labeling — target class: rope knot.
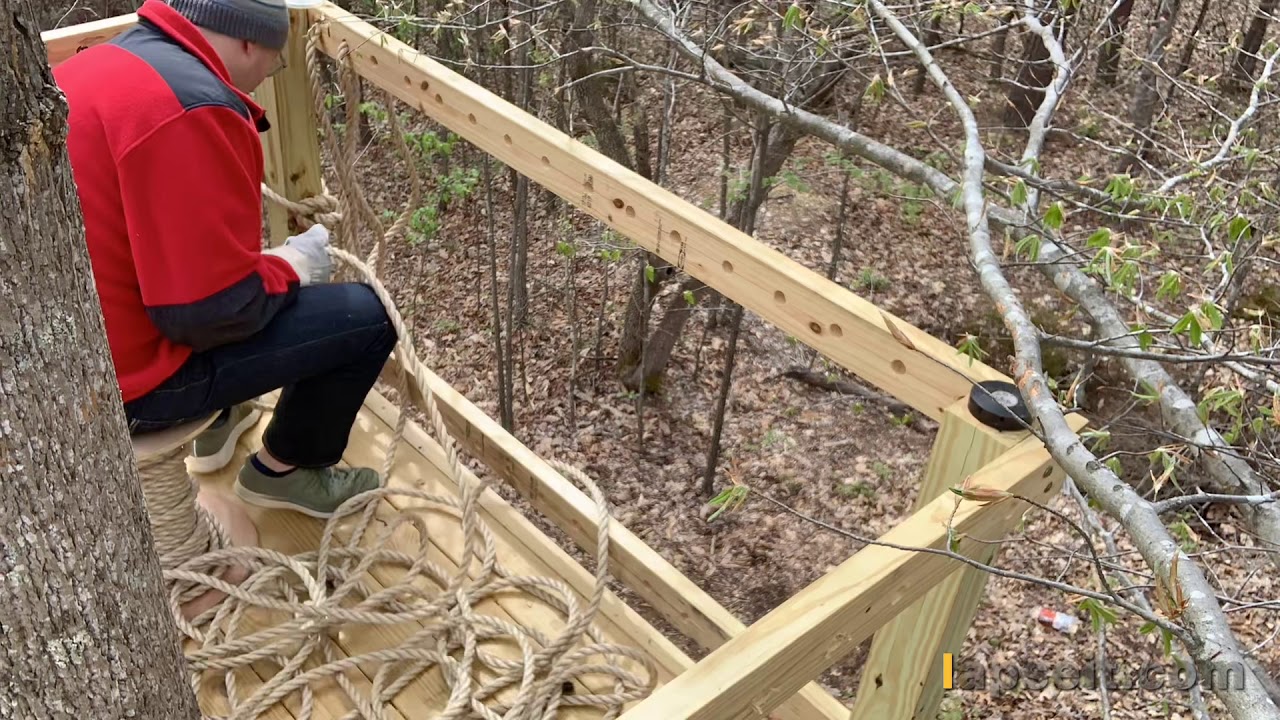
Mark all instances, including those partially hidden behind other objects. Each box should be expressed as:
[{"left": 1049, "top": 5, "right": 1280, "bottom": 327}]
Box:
[{"left": 261, "top": 183, "right": 344, "bottom": 229}]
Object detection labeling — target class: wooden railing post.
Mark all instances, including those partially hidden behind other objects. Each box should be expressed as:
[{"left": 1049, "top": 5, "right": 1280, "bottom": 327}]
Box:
[
  {"left": 256, "top": 7, "right": 324, "bottom": 246},
  {"left": 849, "top": 382, "right": 1032, "bottom": 720}
]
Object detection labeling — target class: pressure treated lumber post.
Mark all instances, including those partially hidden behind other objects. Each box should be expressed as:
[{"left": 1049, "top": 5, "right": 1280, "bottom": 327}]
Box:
[
  {"left": 257, "top": 7, "right": 324, "bottom": 246},
  {"left": 850, "top": 383, "right": 1032, "bottom": 720}
]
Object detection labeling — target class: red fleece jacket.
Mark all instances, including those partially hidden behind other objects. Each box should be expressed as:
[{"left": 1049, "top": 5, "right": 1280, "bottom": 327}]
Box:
[{"left": 54, "top": 0, "right": 298, "bottom": 403}]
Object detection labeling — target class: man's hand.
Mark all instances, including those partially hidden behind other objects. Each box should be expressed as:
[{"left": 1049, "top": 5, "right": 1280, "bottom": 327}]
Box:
[{"left": 264, "top": 224, "right": 333, "bottom": 285}]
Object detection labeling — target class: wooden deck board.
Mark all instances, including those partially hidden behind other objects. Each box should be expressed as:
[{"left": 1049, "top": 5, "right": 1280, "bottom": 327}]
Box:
[{"left": 188, "top": 391, "right": 671, "bottom": 718}]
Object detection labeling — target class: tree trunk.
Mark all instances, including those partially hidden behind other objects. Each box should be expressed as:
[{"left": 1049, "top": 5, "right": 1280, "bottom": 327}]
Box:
[
  {"left": 1166, "top": 0, "right": 1215, "bottom": 106},
  {"left": 912, "top": 6, "right": 942, "bottom": 95},
  {"left": 701, "top": 116, "right": 773, "bottom": 495},
  {"left": 621, "top": 122, "right": 803, "bottom": 393},
  {"left": 1122, "top": 0, "right": 1184, "bottom": 171},
  {"left": 1232, "top": 0, "right": 1278, "bottom": 87},
  {"left": 0, "top": 4, "right": 201, "bottom": 717},
  {"left": 508, "top": 7, "right": 531, "bottom": 329},
  {"left": 988, "top": 10, "right": 1016, "bottom": 82},
  {"left": 566, "top": 0, "right": 631, "bottom": 167},
  {"left": 1097, "top": 0, "right": 1136, "bottom": 85},
  {"left": 1003, "top": 10, "right": 1057, "bottom": 128},
  {"left": 558, "top": 0, "right": 678, "bottom": 388}
]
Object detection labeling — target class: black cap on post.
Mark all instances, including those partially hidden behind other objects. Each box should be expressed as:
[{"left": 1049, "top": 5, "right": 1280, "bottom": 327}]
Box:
[{"left": 967, "top": 380, "right": 1031, "bottom": 431}]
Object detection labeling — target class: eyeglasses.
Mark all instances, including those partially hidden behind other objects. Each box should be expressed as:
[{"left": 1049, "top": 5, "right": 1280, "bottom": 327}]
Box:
[{"left": 268, "top": 52, "right": 287, "bottom": 76}]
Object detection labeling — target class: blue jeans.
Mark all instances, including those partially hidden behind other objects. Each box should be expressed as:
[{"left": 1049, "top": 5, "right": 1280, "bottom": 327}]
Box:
[{"left": 123, "top": 282, "right": 398, "bottom": 468}]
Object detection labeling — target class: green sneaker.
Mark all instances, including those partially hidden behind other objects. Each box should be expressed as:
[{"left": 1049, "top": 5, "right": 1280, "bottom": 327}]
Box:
[
  {"left": 187, "top": 403, "right": 261, "bottom": 474},
  {"left": 233, "top": 457, "right": 384, "bottom": 519}
]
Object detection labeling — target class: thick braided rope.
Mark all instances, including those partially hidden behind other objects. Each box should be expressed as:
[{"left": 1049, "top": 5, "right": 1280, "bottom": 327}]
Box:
[
  {"left": 260, "top": 184, "right": 342, "bottom": 227},
  {"left": 151, "top": 16, "right": 657, "bottom": 719},
  {"left": 137, "top": 446, "right": 235, "bottom": 612},
  {"left": 167, "top": 483, "right": 655, "bottom": 719}
]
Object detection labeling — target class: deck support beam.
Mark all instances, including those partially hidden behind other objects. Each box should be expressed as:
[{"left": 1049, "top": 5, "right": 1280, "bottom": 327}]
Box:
[{"left": 849, "top": 398, "right": 1023, "bottom": 720}]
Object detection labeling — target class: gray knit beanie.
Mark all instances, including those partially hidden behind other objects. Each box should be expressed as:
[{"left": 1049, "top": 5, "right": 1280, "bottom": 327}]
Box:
[{"left": 168, "top": 0, "right": 290, "bottom": 50}]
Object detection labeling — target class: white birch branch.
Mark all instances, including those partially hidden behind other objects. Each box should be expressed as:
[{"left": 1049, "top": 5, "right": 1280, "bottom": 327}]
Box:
[
  {"left": 1064, "top": 479, "right": 1214, "bottom": 720},
  {"left": 1016, "top": 1, "right": 1078, "bottom": 212},
  {"left": 1156, "top": 44, "right": 1280, "bottom": 194},
  {"left": 624, "top": 1, "right": 1280, "bottom": 716}
]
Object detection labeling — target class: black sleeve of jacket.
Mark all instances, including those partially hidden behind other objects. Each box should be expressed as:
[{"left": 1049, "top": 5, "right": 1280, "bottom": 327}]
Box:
[{"left": 146, "top": 272, "right": 299, "bottom": 352}]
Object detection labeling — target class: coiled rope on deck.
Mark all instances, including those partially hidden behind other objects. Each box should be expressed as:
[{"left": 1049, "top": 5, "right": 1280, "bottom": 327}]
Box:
[
  {"left": 148, "top": 19, "right": 656, "bottom": 720},
  {"left": 138, "top": 445, "right": 237, "bottom": 612}
]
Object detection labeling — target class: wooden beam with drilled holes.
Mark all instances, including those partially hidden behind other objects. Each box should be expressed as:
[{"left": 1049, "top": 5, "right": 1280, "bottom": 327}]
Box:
[{"left": 306, "top": 2, "right": 1009, "bottom": 422}]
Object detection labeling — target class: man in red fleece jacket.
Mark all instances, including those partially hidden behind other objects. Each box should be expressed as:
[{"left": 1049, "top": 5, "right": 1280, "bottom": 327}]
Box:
[{"left": 54, "top": 0, "right": 394, "bottom": 518}]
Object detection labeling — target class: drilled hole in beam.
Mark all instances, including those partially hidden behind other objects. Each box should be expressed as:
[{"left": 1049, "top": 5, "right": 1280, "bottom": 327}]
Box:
[
  {"left": 830, "top": 324, "right": 843, "bottom": 337},
  {"left": 625, "top": 205, "right": 636, "bottom": 217},
  {"left": 774, "top": 291, "right": 786, "bottom": 304},
  {"left": 434, "top": 94, "right": 444, "bottom": 104},
  {"left": 404, "top": 75, "right": 412, "bottom": 86},
  {"left": 722, "top": 260, "right": 734, "bottom": 273},
  {"left": 468, "top": 113, "right": 477, "bottom": 124},
  {"left": 891, "top": 360, "right": 907, "bottom": 374},
  {"left": 542, "top": 156, "right": 551, "bottom": 166},
  {"left": 612, "top": 198, "right": 625, "bottom": 209},
  {"left": 809, "top": 321, "right": 822, "bottom": 334},
  {"left": 370, "top": 55, "right": 378, "bottom": 65},
  {"left": 503, "top": 134, "right": 513, "bottom": 145},
  {"left": 420, "top": 80, "right": 430, "bottom": 91},
  {"left": 670, "top": 230, "right": 681, "bottom": 242}
]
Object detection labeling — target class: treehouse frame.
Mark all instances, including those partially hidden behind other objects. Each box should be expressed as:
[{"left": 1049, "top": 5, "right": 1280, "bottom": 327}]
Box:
[{"left": 42, "top": 6, "right": 1085, "bottom": 719}]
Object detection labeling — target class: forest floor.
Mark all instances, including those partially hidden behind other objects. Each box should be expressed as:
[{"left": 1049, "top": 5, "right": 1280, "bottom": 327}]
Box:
[{"left": 313, "top": 46, "right": 1280, "bottom": 720}]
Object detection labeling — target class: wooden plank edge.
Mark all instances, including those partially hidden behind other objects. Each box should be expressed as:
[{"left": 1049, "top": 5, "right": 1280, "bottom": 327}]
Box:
[
  {"left": 376, "top": 359, "right": 849, "bottom": 720},
  {"left": 620, "top": 416, "right": 1086, "bottom": 720},
  {"left": 42, "top": 13, "right": 136, "bottom": 66},
  {"left": 306, "top": 2, "right": 1008, "bottom": 421}
]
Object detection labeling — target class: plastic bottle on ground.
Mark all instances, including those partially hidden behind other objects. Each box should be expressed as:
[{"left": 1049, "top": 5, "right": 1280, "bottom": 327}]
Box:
[{"left": 1033, "top": 606, "right": 1080, "bottom": 634}]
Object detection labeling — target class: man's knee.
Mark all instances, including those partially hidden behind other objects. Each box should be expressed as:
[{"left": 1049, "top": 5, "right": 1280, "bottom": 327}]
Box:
[{"left": 343, "top": 282, "right": 398, "bottom": 355}]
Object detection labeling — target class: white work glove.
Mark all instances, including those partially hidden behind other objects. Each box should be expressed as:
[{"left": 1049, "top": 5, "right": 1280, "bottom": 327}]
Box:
[{"left": 265, "top": 224, "right": 333, "bottom": 286}]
